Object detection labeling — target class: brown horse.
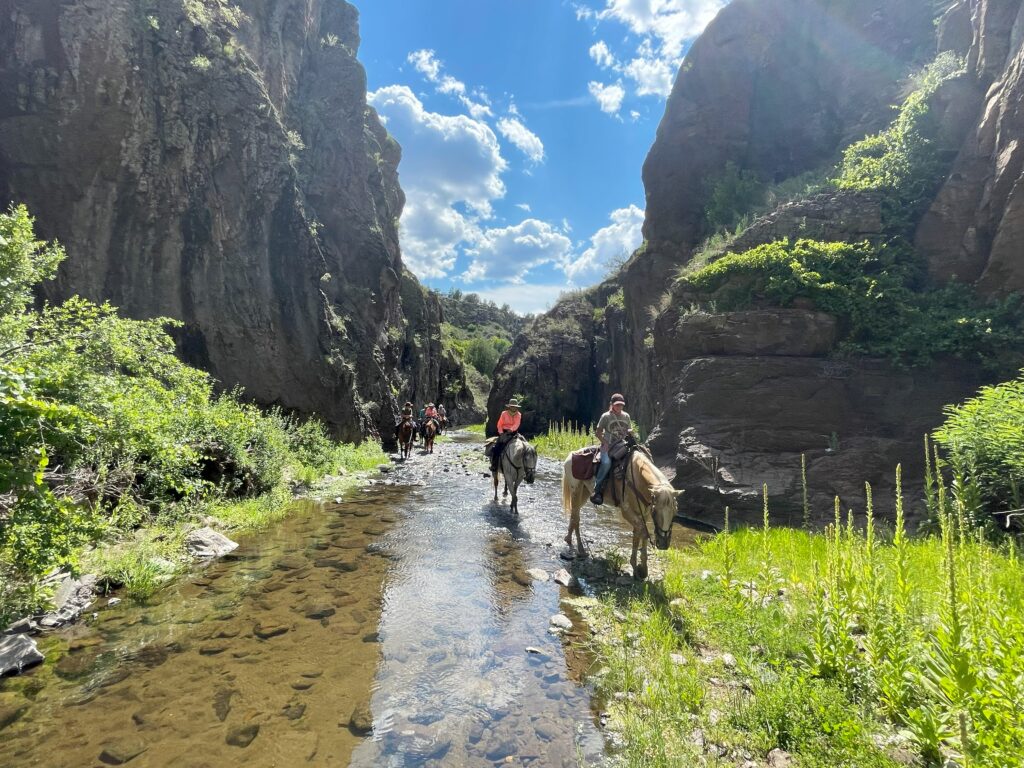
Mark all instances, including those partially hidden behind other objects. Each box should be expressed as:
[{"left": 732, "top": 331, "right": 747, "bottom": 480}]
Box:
[
  {"left": 561, "top": 448, "right": 680, "bottom": 580},
  {"left": 398, "top": 419, "right": 415, "bottom": 460},
  {"left": 423, "top": 418, "right": 439, "bottom": 454}
]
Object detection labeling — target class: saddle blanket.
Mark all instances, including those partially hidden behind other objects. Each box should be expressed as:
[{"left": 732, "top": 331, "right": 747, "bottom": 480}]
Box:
[{"left": 571, "top": 446, "right": 601, "bottom": 481}]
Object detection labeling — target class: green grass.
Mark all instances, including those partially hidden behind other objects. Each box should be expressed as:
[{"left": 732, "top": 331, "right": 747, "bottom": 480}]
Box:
[
  {"left": 532, "top": 420, "right": 595, "bottom": 459},
  {"left": 463, "top": 422, "right": 487, "bottom": 435},
  {"left": 578, "top": 473, "right": 1024, "bottom": 767}
]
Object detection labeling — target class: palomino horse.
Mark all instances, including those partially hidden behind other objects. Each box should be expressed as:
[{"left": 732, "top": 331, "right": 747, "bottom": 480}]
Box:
[
  {"left": 423, "top": 418, "right": 439, "bottom": 454},
  {"left": 397, "top": 419, "right": 415, "bottom": 460},
  {"left": 492, "top": 436, "right": 538, "bottom": 515},
  {"left": 561, "top": 448, "right": 681, "bottom": 580}
]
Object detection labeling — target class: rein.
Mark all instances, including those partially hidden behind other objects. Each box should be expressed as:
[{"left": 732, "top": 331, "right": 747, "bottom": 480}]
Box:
[
  {"left": 624, "top": 456, "right": 656, "bottom": 543},
  {"left": 501, "top": 437, "right": 535, "bottom": 479}
]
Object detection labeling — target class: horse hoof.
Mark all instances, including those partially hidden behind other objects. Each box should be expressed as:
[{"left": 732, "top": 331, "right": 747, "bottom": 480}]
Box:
[{"left": 633, "top": 564, "right": 648, "bottom": 581}]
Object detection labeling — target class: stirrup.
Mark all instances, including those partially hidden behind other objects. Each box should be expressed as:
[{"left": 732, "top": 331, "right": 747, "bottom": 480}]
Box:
[{"left": 590, "top": 492, "right": 603, "bottom": 506}]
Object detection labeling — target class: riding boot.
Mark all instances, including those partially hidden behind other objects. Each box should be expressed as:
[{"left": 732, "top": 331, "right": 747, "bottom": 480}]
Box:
[{"left": 590, "top": 477, "right": 607, "bottom": 506}]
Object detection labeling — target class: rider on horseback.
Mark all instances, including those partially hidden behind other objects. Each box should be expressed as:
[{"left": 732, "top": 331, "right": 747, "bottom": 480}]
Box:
[
  {"left": 421, "top": 403, "right": 438, "bottom": 441},
  {"left": 490, "top": 398, "right": 521, "bottom": 472},
  {"left": 590, "top": 393, "right": 632, "bottom": 506},
  {"left": 395, "top": 400, "right": 415, "bottom": 440}
]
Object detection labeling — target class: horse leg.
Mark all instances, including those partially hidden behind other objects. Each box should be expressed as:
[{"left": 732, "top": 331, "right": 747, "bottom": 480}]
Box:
[
  {"left": 492, "top": 470, "right": 499, "bottom": 502},
  {"left": 511, "top": 482, "right": 518, "bottom": 515}
]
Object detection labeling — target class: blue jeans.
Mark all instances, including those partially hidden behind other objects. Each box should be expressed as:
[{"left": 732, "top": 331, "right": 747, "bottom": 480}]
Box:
[{"left": 595, "top": 450, "right": 612, "bottom": 485}]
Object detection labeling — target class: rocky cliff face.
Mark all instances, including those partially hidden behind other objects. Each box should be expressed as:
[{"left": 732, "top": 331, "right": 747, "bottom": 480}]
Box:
[
  {"left": 492, "top": 0, "right": 1023, "bottom": 526},
  {"left": 916, "top": 0, "right": 1024, "bottom": 296},
  {"left": 0, "top": 0, "right": 459, "bottom": 442}
]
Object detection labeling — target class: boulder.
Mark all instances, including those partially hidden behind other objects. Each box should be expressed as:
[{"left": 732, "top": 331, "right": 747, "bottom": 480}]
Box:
[
  {"left": 185, "top": 528, "right": 239, "bottom": 559},
  {"left": 0, "top": 634, "right": 44, "bottom": 676}
]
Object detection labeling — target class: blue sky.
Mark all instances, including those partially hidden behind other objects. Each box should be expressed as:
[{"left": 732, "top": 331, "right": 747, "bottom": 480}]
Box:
[{"left": 358, "top": 0, "right": 729, "bottom": 313}]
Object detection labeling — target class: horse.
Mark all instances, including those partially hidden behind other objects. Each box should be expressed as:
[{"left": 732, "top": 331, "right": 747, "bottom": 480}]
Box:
[
  {"left": 492, "top": 435, "right": 537, "bottom": 516},
  {"left": 397, "top": 419, "right": 415, "bottom": 460},
  {"left": 561, "top": 447, "right": 681, "bottom": 580},
  {"left": 423, "top": 418, "right": 439, "bottom": 454}
]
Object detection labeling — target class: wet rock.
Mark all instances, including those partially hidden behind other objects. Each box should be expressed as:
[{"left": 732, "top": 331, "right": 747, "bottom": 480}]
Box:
[
  {"left": 98, "top": 738, "right": 147, "bottom": 765},
  {"left": 198, "top": 644, "right": 229, "bottom": 656},
  {"left": 185, "top": 528, "right": 238, "bottom": 559},
  {"left": 550, "top": 614, "right": 573, "bottom": 631},
  {"left": 526, "top": 568, "right": 549, "bottom": 582},
  {"left": 0, "top": 691, "right": 29, "bottom": 729},
  {"left": 213, "top": 689, "right": 235, "bottom": 722},
  {"left": 552, "top": 569, "right": 573, "bottom": 587},
  {"left": 348, "top": 698, "right": 373, "bottom": 734},
  {"left": 38, "top": 573, "right": 98, "bottom": 629},
  {"left": 0, "top": 634, "right": 44, "bottom": 676},
  {"left": 304, "top": 606, "right": 336, "bottom": 620},
  {"left": 313, "top": 558, "right": 358, "bottom": 572},
  {"left": 511, "top": 570, "right": 533, "bottom": 587},
  {"left": 226, "top": 723, "right": 260, "bottom": 748},
  {"left": 282, "top": 702, "right": 306, "bottom": 720},
  {"left": 54, "top": 650, "right": 99, "bottom": 679},
  {"left": 253, "top": 623, "right": 289, "bottom": 640}
]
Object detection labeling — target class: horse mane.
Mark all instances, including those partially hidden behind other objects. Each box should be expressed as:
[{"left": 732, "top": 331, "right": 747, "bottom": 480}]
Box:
[{"left": 634, "top": 450, "right": 672, "bottom": 493}]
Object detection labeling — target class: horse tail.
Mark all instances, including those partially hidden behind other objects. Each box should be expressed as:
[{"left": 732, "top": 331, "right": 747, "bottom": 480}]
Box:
[{"left": 562, "top": 457, "right": 573, "bottom": 514}]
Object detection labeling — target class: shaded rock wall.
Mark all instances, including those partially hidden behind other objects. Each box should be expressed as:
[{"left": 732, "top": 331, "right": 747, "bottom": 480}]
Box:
[
  {"left": 916, "top": 0, "right": 1024, "bottom": 296},
  {"left": 0, "top": 0, "right": 455, "bottom": 443}
]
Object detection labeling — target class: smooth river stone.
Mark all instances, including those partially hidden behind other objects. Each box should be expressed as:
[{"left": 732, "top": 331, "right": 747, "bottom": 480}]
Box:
[
  {"left": 253, "top": 623, "right": 289, "bottom": 640},
  {"left": 225, "top": 723, "right": 260, "bottom": 748},
  {"left": 97, "top": 738, "right": 148, "bottom": 765}
]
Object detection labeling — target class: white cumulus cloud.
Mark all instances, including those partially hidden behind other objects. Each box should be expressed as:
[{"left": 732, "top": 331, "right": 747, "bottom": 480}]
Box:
[
  {"left": 588, "top": 80, "right": 626, "bottom": 115},
  {"left": 463, "top": 219, "right": 574, "bottom": 283},
  {"left": 589, "top": 40, "right": 619, "bottom": 69},
  {"left": 598, "top": 0, "right": 727, "bottom": 59},
  {"left": 368, "top": 85, "right": 507, "bottom": 277},
  {"left": 563, "top": 205, "right": 645, "bottom": 281},
  {"left": 496, "top": 117, "right": 545, "bottom": 164}
]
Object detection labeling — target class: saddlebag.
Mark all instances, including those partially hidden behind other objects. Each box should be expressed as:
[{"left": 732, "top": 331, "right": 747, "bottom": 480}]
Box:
[{"left": 571, "top": 446, "right": 601, "bottom": 481}]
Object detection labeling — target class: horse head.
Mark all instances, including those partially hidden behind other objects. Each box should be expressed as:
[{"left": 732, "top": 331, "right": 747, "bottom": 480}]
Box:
[
  {"left": 521, "top": 440, "right": 538, "bottom": 484},
  {"left": 650, "top": 483, "right": 683, "bottom": 550}
]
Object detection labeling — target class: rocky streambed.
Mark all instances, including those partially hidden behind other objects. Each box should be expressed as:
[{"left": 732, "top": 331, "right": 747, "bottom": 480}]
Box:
[{"left": 0, "top": 434, "right": 679, "bottom": 767}]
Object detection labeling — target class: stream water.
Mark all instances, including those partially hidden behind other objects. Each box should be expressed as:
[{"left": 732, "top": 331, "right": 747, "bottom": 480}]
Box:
[{"left": 0, "top": 433, "right": 693, "bottom": 767}]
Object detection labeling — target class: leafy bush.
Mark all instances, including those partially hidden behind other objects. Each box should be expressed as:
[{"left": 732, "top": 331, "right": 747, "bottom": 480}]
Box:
[
  {"left": 837, "top": 52, "right": 965, "bottom": 231},
  {"left": 934, "top": 373, "right": 1024, "bottom": 514},
  {"left": 680, "top": 238, "right": 1023, "bottom": 368},
  {"left": 704, "top": 161, "right": 765, "bottom": 235},
  {"left": 0, "top": 205, "right": 377, "bottom": 621}
]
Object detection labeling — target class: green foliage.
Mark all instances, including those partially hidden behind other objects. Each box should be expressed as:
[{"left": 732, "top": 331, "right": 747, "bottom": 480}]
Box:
[
  {"left": 704, "top": 161, "right": 765, "bottom": 235},
  {"left": 0, "top": 206, "right": 382, "bottom": 622},
  {"left": 464, "top": 335, "right": 508, "bottom": 376},
  {"left": 585, "top": 472, "right": 1024, "bottom": 767},
  {"left": 533, "top": 420, "right": 594, "bottom": 459},
  {"left": 0, "top": 205, "right": 64, "bottom": 347},
  {"left": 934, "top": 372, "right": 1024, "bottom": 516},
  {"left": 837, "top": 52, "right": 966, "bottom": 231},
  {"left": 680, "top": 238, "right": 1023, "bottom": 368}
]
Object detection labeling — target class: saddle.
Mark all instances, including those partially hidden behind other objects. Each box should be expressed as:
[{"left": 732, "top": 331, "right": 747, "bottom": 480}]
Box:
[{"left": 570, "top": 446, "right": 601, "bottom": 481}]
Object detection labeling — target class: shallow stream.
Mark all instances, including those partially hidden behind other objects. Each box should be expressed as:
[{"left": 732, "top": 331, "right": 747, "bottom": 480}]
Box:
[{"left": 0, "top": 433, "right": 693, "bottom": 767}]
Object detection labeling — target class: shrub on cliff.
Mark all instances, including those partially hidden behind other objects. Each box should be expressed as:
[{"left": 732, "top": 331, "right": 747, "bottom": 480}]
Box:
[
  {"left": 680, "top": 238, "right": 1023, "bottom": 368},
  {"left": 837, "top": 52, "right": 966, "bottom": 229}
]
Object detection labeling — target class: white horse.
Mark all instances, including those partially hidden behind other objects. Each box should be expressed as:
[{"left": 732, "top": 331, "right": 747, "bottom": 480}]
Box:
[
  {"left": 492, "top": 436, "right": 538, "bottom": 515},
  {"left": 561, "top": 448, "right": 680, "bottom": 580}
]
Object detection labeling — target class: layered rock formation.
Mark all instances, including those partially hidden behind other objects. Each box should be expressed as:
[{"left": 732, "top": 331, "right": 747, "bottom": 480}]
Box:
[
  {"left": 0, "top": 0, "right": 470, "bottom": 442},
  {"left": 492, "top": 0, "right": 1023, "bottom": 525}
]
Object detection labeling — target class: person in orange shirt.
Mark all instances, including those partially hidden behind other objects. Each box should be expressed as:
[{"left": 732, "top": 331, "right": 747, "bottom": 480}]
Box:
[{"left": 490, "top": 398, "right": 522, "bottom": 472}]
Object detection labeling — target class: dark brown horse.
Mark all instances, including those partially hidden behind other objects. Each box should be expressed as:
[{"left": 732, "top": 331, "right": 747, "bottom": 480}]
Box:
[
  {"left": 397, "top": 419, "right": 415, "bottom": 460},
  {"left": 423, "top": 418, "right": 439, "bottom": 454}
]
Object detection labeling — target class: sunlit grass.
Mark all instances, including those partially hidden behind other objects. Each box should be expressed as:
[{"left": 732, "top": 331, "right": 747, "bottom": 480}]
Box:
[
  {"left": 532, "top": 420, "right": 595, "bottom": 459},
  {"left": 582, "top": 473, "right": 1024, "bottom": 767}
]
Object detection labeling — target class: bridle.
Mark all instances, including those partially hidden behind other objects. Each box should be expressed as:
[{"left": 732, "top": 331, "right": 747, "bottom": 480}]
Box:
[
  {"left": 624, "top": 453, "right": 671, "bottom": 544},
  {"left": 501, "top": 436, "right": 536, "bottom": 483}
]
